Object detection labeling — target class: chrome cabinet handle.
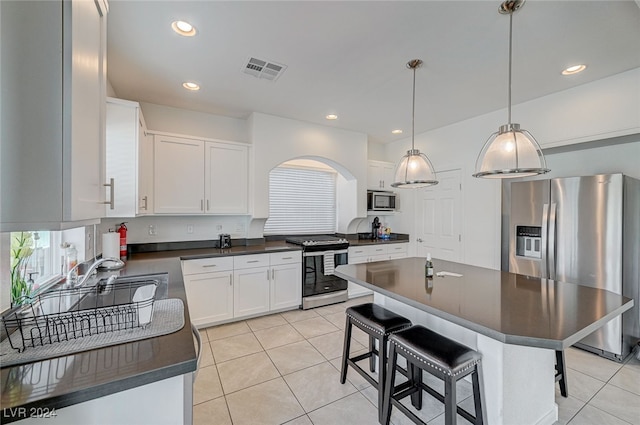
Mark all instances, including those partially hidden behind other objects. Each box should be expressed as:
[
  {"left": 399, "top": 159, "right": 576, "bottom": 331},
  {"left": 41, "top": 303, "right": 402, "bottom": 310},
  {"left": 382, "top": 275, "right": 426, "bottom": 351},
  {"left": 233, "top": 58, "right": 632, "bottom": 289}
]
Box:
[
  {"left": 272, "top": 269, "right": 275, "bottom": 279},
  {"left": 200, "top": 199, "right": 204, "bottom": 211},
  {"left": 267, "top": 270, "right": 270, "bottom": 280},
  {"left": 141, "top": 195, "right": 148, "bottom": 210},
  {"left": 282, "top": 256, "right": 292, "bottom": 260},
  {"left": 247, "top": 260, "right": 259, "bottom": 263},
  {"left": 202, "top": 264, "right": 217, "bottom": 268},
  {"left": 229, "top": 273, "right": 232, "bottom": 285},
  {"left": 103, "top": 178, "right": 115, "bottom": 210},
  {"left": 207, "top": 199, "right": 210, "bottom": 211}
]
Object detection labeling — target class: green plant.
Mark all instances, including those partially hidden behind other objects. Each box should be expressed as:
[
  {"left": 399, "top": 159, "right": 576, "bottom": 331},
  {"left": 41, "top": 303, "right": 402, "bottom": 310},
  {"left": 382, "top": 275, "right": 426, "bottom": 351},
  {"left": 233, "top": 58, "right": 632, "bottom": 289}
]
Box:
[{"left": 10, "top": 232, "right": 34, "bottom": 306}]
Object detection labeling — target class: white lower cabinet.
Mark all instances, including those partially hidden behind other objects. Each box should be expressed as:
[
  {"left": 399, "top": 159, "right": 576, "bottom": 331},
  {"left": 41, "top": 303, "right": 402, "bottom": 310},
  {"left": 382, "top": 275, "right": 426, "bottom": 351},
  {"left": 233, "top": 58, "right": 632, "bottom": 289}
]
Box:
[
  {"left": 182, "top": 251, "right": 301, "bottom": 327},
  {"left": 347, "top": 243, "right": 409, "bottom": 298},
  {"left": 270, "top": 263, "right": 302, "bottom": 311},
  {"left": 182, "top": 257, "right": 234, "bottom": 327},
  {"left": 233, "top": 266, "right": 270, "bottom": 318}
]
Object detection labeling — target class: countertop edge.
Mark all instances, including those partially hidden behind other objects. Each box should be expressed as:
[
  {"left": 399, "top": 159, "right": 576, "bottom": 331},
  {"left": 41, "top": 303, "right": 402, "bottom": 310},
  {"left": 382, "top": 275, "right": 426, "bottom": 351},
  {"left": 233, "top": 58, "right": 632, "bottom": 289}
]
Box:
[{"left": 334, "top": 264, "right": 634, "bottom": 351}]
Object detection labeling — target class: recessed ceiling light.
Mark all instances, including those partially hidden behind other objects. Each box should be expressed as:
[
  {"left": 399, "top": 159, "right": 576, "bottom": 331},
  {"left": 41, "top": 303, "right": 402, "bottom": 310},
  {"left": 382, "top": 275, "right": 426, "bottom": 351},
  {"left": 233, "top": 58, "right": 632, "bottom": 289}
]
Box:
[
  {"left": 562, "top": 64, "right": 586, "bottom": 75},
  {"left": 325, "top": 114, "right": 338, "bottom": 120},
  {"left": 392, "top": 129, "right": 403, "bottom": 134},
  {"left": 182, "top": 81, "right": 200, "bottom": 91},
  {"left": 171, "top": 20, "right": 197, "bottom": 37}
]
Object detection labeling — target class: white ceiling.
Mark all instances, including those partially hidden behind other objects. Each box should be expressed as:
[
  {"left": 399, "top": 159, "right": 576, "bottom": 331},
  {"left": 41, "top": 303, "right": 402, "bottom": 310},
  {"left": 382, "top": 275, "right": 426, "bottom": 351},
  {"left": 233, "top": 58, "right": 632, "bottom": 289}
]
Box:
[{"left": 107, "top": 1, "right": 640, "bottom": 144}]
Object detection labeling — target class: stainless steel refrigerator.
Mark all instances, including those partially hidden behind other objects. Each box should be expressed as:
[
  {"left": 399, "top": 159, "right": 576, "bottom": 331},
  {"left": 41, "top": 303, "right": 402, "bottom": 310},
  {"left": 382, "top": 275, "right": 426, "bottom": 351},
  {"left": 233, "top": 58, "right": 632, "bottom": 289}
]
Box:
[{"left": 502, "top": 173, "right": 640, "bottom": 361}]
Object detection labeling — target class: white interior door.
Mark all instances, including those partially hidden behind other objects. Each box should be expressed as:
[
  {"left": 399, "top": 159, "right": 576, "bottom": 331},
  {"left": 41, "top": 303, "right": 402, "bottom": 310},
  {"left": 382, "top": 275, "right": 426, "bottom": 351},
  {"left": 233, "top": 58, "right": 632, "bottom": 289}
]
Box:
[{"left": 415, "top": 169, "right": 462, "bottom": 261}]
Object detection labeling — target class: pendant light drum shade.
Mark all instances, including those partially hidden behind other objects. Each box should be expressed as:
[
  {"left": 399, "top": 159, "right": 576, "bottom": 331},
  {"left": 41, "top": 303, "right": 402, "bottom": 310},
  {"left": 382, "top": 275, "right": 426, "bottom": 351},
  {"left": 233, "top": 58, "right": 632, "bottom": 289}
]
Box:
[
  {"left": 473, "top": 0, "right": 550, "bottom": 179},
  {"left": 391, "top": 149, "right": 438, "bottom": 188},
  {"left": 473, "top": 123, "right": 548, "bottom": 178},
  {"left": 391, "top": 59, "right": 438, "bottom": 188}
]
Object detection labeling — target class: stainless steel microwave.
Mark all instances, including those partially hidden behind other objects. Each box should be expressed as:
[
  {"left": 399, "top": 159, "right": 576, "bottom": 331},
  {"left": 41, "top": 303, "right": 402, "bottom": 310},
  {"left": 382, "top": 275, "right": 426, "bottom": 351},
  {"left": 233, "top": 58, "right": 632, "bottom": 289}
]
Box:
[{"left": 367, "top": 191, "right": 397, "bottom": 211}]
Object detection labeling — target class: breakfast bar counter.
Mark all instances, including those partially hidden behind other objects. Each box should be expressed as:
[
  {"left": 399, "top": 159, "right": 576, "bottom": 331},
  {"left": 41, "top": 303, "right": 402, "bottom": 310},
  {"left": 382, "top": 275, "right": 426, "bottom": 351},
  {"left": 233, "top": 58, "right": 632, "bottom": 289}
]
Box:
[{"left": 334, "top": 257, "right": 634, "bottom": 425}]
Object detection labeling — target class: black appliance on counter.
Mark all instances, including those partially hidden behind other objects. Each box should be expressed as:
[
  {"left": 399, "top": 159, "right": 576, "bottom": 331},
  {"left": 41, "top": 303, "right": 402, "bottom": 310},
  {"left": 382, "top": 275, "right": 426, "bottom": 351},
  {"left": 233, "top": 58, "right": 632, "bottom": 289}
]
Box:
[
  {"left": 285, "top": 235, "right": 349, "bottom": 309},
  {"left": 219, "top": 234, "right": 231, "bottom": 249}
]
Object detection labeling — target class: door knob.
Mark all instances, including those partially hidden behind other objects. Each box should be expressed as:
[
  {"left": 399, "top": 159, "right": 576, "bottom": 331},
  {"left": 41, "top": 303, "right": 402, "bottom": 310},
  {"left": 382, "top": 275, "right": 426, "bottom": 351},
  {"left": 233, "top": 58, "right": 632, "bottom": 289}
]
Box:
[{"left": 417, "top": 238, "right": 423, "bottom": 243}]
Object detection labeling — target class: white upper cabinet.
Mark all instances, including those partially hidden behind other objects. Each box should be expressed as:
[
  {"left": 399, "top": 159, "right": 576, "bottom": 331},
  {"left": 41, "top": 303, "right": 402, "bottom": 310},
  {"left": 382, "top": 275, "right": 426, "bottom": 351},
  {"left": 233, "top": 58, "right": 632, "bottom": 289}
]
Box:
[
  {"left": 205, "top": 142, "right": 248, "bottom": 214},
  {"left": 0, "top": 0, "right": 107, "bottom": 230},
  {"left": 153, "top": 135, "right": 205, "bottom": 214},
  {"left": 153, "top": 134, "right": 249, "bottom": 215},
  {"left": 368, "top": 160, "right": 396, "bottom": 191},
  {"left": 105, "top": 98, "right": 153, "bottom": 217}
]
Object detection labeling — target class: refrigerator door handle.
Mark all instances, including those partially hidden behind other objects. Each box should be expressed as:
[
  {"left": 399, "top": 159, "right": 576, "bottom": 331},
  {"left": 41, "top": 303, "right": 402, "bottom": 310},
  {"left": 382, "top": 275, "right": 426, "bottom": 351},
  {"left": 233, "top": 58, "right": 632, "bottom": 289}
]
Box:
[
  {"left": 541, "top": 203, "right": 549, "bottom": 278},
  {"left": 548, "top": 203, "right": 558, "bottom": 281}
]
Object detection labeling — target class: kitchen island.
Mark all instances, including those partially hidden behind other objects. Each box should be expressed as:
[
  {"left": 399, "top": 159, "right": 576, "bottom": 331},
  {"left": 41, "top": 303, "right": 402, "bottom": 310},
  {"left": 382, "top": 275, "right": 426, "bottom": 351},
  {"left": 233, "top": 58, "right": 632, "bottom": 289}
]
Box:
[
  {"left": 334, "top": 257, "right": 634, "bottom": 425},
  {"left": 0, "top": 256, "right": 197, "bottom": 425}
]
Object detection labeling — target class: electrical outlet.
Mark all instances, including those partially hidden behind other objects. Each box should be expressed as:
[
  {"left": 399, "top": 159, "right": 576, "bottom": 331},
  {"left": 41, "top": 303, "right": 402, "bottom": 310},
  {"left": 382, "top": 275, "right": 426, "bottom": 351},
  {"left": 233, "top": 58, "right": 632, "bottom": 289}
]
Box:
[
  {"left": 148, "top": 225, "right": 156, "bottom": 236},
  {"left": 216, "top": 225, "right": 223, "bottom": 231},
  {"left": 187, "top": 224, "right": 194, "bottom": 234}
]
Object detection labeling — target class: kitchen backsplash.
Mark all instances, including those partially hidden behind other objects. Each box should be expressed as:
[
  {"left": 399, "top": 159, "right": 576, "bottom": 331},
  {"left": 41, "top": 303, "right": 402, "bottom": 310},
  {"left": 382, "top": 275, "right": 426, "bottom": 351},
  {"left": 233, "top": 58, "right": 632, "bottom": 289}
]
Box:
[{"left": 98, "top": 216, "right": 250, "bottom": 247}]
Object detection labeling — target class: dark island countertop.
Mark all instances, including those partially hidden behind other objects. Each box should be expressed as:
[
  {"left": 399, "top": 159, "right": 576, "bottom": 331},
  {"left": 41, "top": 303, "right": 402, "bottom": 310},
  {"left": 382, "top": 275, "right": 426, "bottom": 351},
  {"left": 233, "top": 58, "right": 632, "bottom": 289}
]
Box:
[
  {"left": 0, "top": 254, "right": 197, "bottom": 423},
  {"left": 335, "top": 257, "right": 634, "bottom": 350}
]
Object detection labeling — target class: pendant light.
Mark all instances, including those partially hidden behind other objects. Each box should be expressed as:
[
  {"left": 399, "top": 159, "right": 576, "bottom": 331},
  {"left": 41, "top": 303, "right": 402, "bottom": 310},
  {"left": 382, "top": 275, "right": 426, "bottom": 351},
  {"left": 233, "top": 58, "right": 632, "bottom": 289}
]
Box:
[
  {"left": 391, "top": 59, "right": 438, "bottom": 188},
  {"left": 473, "top": 0, "right": 550, "bottom": 179}
]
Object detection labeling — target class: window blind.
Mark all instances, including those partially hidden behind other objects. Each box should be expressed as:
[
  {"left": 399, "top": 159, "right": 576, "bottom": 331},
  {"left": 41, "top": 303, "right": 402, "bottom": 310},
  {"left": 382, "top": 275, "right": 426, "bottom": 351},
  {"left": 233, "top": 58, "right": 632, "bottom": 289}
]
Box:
[{"left": 264, "top": 166, "right": 336, "bottom": 235}]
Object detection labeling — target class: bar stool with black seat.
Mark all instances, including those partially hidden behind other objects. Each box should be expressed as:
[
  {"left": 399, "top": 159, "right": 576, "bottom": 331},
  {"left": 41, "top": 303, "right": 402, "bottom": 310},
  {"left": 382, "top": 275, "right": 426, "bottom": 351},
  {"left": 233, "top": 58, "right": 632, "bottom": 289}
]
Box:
[
  {"left": 340, "top": 303, "right": 412, "bottom": 422},
  {"left": 382, "top": 325, "right": 486, "bottom": 425}
]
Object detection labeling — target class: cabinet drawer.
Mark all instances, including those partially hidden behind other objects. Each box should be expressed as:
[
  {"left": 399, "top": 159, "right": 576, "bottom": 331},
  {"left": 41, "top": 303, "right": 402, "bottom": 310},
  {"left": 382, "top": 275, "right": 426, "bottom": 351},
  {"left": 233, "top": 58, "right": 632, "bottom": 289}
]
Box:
[
  {"left": 348, "top": 247, "right": 369, "bottom": 257},
  {"left": 370, "top": 246, "right": 387, "bottom": 255},
  {"left": 234, "top": 253, "right": 270, "bottom": 269},
  {"left": 388, "top": 243, "right": 408, "bottom": 254},
  {"left": 182, "top": 257, "right": 234, "bottom": 275},
  {"left": 270, "top": 251, "right": 301, "bottom": 266}
]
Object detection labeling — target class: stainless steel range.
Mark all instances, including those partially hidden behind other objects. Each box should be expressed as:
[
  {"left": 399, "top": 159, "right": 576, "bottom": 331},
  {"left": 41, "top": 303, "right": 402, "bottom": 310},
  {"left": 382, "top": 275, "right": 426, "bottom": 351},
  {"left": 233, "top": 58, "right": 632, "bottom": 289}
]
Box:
[{"left": 285, "top": 235, "right": 349, "bottom": 309}]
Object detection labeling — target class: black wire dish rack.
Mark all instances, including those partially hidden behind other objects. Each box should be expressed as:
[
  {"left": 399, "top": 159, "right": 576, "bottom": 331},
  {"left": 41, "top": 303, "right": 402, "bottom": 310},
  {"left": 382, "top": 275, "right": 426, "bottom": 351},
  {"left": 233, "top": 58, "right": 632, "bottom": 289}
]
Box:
[{"left": 1, "top": 276, "right": 158, "bottom": 354}]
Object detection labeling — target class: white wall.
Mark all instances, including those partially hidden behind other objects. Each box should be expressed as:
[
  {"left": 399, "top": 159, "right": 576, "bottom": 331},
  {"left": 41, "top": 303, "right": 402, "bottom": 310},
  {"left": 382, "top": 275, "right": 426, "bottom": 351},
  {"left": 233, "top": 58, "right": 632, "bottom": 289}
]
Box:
[
  {"left": 140, "top": 102, "right": 249, "bottom": 142},
  {"left": 544, "top": 139, "right": 640, "bottom": 180},
  {"left": 249, "top": 113, "right": 369, "bottom": 235},
  {"left": 384, "top": 69, "right": 640, "bottom": 269}
]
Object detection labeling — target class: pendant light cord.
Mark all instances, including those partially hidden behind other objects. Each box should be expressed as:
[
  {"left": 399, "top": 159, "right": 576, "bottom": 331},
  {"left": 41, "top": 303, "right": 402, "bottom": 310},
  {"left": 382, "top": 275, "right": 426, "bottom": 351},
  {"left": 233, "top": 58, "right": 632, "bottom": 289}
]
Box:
[
  {"left": 507, "top": 10, "right": 513, "bottom": 126},
  {"left": 411, "top": 65, "right": 416, "bottom": 151}
]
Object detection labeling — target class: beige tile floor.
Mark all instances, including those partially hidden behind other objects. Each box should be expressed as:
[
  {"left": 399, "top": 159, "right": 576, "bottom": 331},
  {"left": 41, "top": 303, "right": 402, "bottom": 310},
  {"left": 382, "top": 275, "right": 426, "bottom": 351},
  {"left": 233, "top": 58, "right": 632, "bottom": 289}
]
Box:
[{"left": 193, "top": 295, "right": 640, "bottom": 425}]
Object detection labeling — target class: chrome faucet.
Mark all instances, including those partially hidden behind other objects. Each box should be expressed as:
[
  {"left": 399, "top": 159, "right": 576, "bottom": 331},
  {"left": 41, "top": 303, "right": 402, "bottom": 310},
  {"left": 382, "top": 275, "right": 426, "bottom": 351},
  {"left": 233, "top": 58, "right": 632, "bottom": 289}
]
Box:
[{"left": 66, "top": 257, "right": 124, "bottom": 288}]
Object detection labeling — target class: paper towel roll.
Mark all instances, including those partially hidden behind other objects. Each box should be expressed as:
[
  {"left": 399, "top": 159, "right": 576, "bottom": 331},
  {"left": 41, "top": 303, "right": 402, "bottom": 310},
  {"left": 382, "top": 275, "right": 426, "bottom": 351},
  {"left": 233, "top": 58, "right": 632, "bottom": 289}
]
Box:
[{"left": 102, "top": 232, "right": 120, "bottom": 266}]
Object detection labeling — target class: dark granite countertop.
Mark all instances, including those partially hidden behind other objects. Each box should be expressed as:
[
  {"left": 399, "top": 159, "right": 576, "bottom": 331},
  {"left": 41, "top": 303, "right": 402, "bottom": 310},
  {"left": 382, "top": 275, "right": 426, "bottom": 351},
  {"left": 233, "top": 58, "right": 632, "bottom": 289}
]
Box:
[
  {"left": 346, "top": 237, "right": 410, "bottom": 247},
  {"left": 335, "top": 257, "right": 634, "bottom": 350},
  {"left": 0, "top": 254, "right": 196, "bottom": 423}
]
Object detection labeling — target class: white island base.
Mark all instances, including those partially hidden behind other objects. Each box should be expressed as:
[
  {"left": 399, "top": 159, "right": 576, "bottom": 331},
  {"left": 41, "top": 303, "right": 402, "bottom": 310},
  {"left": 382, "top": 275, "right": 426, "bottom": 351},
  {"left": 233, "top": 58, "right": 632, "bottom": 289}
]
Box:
[{"left": 376, "top": 293, "right": 558, "bottom": 425}]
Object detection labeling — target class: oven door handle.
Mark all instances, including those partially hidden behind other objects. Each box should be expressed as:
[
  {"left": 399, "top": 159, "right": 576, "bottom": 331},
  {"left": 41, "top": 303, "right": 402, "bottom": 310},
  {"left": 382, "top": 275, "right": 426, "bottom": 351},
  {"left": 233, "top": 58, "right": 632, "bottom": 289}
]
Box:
[{"left": 303, "top": 249, "right": 348, "bottom": 257}]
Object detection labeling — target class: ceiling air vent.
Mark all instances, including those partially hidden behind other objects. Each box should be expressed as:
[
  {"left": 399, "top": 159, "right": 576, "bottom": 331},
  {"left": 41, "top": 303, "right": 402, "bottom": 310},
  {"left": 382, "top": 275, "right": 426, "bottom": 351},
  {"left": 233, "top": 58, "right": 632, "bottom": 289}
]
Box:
[{"left": 242, "top": 57, "right": 287, "bottom": 81}]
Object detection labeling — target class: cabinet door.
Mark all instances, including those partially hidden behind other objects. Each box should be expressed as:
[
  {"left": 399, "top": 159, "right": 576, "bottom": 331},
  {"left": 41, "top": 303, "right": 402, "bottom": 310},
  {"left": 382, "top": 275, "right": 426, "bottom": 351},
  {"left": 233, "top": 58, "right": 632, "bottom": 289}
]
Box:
[
  {"left": 154, "top": 136, "right": 204, "bottom": 214},
  {"left": 183, "top": 271, "right": 233, "bottom": 327},
  {"left": 270, "top": 262, "right": 302, "bottom": 311},
  {"left": 233, "top": 267, "right": 270, "bottom": 318},
  {"left": 367, "top": 161, "right": 384, "bottom": 190},
  {"left": 205, "top": 142, "right": 248, "bottom": 214},
  {"left": 105, "top": 99, "right": 138, "bottom": 217},
  {"left": 367, "top": 160, "right": 396, "bottom": 190},
  {"left": 381, "top": 162, "right": 396, "bottom": 190},
  {"left": 65, "top": 0, "right": 106, "bottom": 222}
]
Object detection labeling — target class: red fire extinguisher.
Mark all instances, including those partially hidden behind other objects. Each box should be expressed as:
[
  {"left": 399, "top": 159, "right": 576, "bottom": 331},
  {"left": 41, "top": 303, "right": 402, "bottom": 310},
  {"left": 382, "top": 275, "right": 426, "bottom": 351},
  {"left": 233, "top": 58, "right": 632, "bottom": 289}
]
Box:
[{"left": 117, "top": 222, "right": 128, "bottom": 261}]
